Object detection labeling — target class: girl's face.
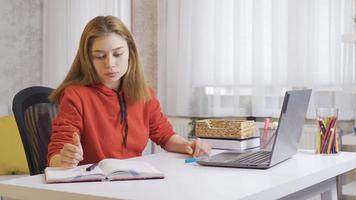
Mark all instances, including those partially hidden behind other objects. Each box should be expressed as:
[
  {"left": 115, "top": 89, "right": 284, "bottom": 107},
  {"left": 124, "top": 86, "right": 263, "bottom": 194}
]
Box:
[{"left": 91, "top": 33, "right": 129, "bottom": 90}]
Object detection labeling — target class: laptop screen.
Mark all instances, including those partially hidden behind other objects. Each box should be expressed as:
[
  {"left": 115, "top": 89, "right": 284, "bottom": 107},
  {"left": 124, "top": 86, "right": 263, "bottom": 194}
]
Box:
[{"left": 269, "top": 89, "right": 312, "bottom": 166}]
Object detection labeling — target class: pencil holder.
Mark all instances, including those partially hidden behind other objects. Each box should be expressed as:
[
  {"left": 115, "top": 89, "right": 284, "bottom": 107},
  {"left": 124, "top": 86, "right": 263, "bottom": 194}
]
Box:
[{"left": 315, "top": 108, "right": 340, "bottom": 154}]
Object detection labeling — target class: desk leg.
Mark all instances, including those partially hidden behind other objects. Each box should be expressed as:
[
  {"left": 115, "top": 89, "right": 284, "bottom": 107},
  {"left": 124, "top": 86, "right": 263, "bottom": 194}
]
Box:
[
  {"left": 280, "top": 177, "right": 337, "bottom": 200},
  {"left": 320, "top": 177, "right": 337, "bottom": 200},
  {"left": 336, "top": 175, "right": 342, "bottom": 200}
]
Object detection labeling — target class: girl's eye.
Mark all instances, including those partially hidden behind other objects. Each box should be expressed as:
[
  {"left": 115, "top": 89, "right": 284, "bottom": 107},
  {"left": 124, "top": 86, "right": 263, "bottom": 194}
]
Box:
[
  {"left": 93, "top": 54, "right": 105, "bottom": 59},
  {"left": 113, "top": 52, "right": 123, "bottom": 57}
]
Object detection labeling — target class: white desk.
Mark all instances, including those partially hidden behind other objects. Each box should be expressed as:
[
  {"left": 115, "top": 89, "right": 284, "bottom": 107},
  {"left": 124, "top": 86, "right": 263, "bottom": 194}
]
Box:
[{"left": 1, "top": 150, "right": 356, "bottom": 200}]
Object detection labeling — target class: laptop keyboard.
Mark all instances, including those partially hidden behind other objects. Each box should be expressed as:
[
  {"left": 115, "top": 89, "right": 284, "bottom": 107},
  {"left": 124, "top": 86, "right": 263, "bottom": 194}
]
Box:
[{"left": 230, "top": 151, "right": 272, "bottom": 165}]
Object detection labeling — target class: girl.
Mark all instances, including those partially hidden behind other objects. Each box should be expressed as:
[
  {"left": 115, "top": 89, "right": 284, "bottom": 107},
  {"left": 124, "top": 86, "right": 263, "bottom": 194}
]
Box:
[{"left": 47, "top": 16, "right": 210, "bottom": 167}]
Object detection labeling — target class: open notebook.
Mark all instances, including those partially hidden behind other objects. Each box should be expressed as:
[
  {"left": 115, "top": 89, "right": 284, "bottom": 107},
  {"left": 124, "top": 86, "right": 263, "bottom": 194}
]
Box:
[{"left": 45, "top": 158, "right": 164, "bottom": 183}]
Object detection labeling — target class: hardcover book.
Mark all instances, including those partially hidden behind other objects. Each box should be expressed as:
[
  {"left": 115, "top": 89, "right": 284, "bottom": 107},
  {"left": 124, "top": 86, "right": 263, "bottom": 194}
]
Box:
[{"left": 200, "top": 137, "right": 260, "bottom": 150}]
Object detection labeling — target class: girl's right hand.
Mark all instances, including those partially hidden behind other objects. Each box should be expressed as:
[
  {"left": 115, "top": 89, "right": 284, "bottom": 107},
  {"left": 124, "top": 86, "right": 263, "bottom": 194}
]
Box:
[{"left": 58, "top": 132, "right": 83, "bottom": 168}]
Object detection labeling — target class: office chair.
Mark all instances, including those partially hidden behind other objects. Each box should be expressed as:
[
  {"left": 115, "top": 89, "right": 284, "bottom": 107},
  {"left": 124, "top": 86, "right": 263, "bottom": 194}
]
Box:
[{"left": 12, "top": 86, "right": 58, "bottom": 175}]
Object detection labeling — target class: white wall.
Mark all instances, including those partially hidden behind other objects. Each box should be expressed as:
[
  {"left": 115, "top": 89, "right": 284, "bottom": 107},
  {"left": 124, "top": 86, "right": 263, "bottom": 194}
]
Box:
[{"left": 0, "top": 0, "right": 43, "bottom": 116}]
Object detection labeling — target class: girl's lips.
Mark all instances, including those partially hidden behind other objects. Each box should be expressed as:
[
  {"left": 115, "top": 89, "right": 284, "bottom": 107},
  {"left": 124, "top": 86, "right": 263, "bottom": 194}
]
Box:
[{"left": 105, "top": 72, "right": 118, "bottom": 77}]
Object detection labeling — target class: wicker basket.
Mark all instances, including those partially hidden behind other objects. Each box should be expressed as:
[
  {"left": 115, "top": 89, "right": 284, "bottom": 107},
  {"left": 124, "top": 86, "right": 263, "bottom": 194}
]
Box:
[{"left": 195, "top": 119, "right": 256, "bottom": 139}]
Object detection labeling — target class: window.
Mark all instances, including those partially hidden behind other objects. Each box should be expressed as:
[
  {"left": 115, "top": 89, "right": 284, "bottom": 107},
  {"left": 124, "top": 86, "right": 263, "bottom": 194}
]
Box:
[{"left": 158, "top": 0, "right": 356, "bottom": 119}]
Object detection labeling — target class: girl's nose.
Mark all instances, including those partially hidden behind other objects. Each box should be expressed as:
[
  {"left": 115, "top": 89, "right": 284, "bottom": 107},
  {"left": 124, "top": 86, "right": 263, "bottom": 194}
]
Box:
[{"left": 105, "top": 54, "right": 115, "bottom": 68}]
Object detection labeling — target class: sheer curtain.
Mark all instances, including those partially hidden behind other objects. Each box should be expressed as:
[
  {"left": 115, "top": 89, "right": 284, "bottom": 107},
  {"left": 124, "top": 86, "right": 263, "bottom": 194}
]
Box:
[
  {"left": 158, "top": 0, "right": 356, "bottom": 119},
  {"left": 42, "top": 0, "right": 131, "bottom": 89}
]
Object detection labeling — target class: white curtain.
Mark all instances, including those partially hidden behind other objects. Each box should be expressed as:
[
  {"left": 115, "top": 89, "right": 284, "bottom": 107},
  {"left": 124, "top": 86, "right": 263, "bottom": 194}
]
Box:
[
  {"left": 158, "top": 0, "right": 356, "bottom": 119},
  {"left": 42, "top": 0, "right": 131, "bottom": 89}
]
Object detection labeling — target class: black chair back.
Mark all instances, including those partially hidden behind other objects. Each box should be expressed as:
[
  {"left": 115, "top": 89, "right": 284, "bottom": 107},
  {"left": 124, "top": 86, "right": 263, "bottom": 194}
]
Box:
[{"left": 12, "top": 86, "right": 58, "bottom": 175}]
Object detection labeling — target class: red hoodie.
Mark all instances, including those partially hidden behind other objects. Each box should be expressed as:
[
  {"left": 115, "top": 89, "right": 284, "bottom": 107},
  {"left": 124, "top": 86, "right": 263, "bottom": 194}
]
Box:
[{"left": 47, "top": 84, "right": 175, "bottom": 165}]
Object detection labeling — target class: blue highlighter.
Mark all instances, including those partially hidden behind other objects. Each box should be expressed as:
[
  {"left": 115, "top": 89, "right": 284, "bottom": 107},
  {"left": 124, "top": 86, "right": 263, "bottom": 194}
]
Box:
[
  {"left": 185, "top": 157, "right": 198, "bottom": 163},
  {"left": 185, "top": 156, "right": 208, "bottom": 163}
]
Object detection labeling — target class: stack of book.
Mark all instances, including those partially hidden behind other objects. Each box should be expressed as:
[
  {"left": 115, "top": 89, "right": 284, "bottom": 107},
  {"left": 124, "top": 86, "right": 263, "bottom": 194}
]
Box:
[{"left": 195, "top": 119, "right": 259, "bottom": 150}]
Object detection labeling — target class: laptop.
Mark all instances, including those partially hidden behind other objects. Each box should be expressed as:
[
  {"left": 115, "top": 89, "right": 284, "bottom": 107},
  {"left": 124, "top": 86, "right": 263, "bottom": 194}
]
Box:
[{"left": 197, "top": 89, "right": 312, "bottom": 169}]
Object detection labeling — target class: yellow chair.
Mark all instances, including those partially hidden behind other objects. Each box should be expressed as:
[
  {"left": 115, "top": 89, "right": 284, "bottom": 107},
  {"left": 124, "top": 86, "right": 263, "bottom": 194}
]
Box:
[{"left": 0, "top": 116, "right": 29, "bottom": 175}]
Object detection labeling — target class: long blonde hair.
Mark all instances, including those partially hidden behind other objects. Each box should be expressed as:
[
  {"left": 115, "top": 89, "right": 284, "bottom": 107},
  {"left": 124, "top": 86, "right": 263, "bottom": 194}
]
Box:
[{"left": 49, "top": 16, "right": 150, "bottom": 102}]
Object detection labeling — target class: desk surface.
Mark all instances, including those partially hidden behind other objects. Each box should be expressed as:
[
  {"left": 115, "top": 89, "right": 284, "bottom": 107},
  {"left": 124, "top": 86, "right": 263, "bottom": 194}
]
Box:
[{"left": 1, "top": 150, "right": 356, "bottom": 200}]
